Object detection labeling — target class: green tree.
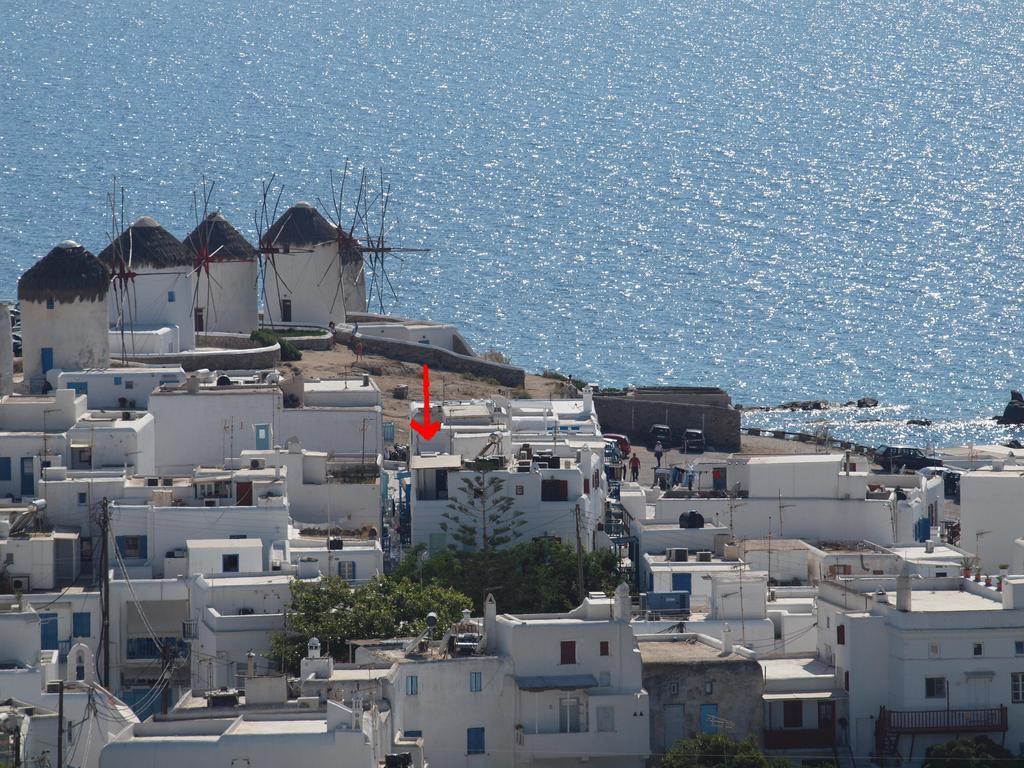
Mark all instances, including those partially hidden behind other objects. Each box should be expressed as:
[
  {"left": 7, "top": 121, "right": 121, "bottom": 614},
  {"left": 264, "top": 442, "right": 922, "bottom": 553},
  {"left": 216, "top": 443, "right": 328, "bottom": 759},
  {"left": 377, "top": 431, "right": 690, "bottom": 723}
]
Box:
[
  {"left": 663, "top": 733, "right": 790, "bottom": 768},
  {"left": 440, "top": 471, "right": 524, "bottom": 552},
  {"left": 922, "top": 736, "right": 1022, "bottom": 768},
  {"left": 393, "top": 539, "right": 621, "bottom": 614},
  {"left": 270, "top": 575, "right": 472, "bottom": 673}
]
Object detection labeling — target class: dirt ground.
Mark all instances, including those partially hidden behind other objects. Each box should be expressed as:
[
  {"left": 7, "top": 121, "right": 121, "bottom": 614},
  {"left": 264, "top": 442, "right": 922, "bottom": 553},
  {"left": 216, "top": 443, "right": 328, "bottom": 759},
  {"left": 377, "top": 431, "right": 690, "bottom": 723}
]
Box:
[{"left": 287, "top": 344, "right": 844, "bottom": 458}]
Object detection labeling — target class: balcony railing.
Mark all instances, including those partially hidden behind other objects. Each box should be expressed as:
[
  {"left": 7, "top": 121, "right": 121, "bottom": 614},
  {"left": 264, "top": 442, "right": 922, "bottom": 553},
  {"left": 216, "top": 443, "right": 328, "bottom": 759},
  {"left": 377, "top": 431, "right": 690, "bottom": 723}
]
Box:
[
  {"left": 879, "top": 705, "right": 1008, "bottom": 735},
  {"left": 764, "top": 726, "right": 834, "bottom": 750}
]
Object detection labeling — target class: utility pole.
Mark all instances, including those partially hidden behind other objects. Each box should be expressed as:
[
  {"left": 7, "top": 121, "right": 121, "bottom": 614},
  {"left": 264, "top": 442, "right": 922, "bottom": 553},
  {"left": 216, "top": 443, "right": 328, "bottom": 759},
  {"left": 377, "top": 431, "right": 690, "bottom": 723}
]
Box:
[
  {"left": 99, "top": 498, "right": 111, "bottom": 689},
  {"left": 160, "top": 643, "right": 174, "bottom": 715},
  {"left": 56, "top": 680, "right": 64, "bottom": 768},
  {"left": 776, "top": 490, "right": 794, "bottom": 537},
  {"left": 574, "top": 504, "right": 585, "bottom": 604}
]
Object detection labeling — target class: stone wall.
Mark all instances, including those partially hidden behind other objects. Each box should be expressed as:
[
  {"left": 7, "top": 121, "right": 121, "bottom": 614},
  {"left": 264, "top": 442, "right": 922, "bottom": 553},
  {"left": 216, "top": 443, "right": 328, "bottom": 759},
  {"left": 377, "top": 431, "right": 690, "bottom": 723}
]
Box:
[
  {"left": 336, "top": 330, "right": 525, "bottom": 388},
  {"left": 642, "top": 649, "right": 764, "bottom": 752},
  {"left": 629, "top": 386, "right": 732, "bottom": 408},
  {"left": 124, "top": 343, "right": 281, "bottom": 372},
  {"left": 594, "top": 394, "right": 740, "bottom": 452}
]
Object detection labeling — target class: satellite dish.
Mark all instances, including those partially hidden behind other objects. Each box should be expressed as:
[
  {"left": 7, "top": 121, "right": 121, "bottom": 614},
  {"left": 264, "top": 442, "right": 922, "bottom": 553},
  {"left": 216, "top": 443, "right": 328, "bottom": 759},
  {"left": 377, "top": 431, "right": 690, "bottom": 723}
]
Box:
[{"left": 426, "top": 612, "right": 438, "bottom": 628}]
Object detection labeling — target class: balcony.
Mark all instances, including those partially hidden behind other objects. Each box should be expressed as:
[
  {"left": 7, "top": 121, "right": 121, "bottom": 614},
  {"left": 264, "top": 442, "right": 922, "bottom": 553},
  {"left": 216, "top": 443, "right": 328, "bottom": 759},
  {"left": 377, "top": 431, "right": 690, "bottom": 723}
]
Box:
[
  {"left": 764, "top": 726, "right": 834, "bottom": 750},
  {"left": 878, "top": 705, "right": 1008, "bottom": 735}
]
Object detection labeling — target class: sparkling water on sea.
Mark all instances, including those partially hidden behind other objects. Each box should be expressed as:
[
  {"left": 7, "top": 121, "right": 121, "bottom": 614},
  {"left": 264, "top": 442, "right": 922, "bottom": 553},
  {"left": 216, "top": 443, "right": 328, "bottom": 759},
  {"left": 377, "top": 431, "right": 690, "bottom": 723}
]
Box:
[{"left": 3, "top": 0, "right": 1024, "bottom": 447}]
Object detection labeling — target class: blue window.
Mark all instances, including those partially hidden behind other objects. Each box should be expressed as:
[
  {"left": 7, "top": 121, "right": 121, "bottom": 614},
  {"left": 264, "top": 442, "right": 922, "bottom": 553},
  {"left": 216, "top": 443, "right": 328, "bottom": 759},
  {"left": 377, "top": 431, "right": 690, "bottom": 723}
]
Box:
[
  {"left": 0, "top": 458, "right": 10, "bottom": 482},
  {"left": 406, "top": 675, "right": 418, "bottom": 696},
  {"left": 467, "top": 727, "right": 485, "bottom": 755},
  {"left": 77, "top": 492, "right": 87, "bottom": 505},
  {"left": 115, "top": 535, "right": 147, "bottom": 560},
  {"left": 113, "top": 376, "right": 122, "bottom": 386},
  {"left": 72, "top": 612, "right": 91, "bottom": 637},
  {"left": 41, "top": 347, "right": 54, "bottom": 374},
  {"left": 404, "top": 730, "right": 422, "bottom": 738},
  {"left": 46, "top": 298, "right": 54, "bottom": 309},
  {"left": 222, "top": 554, "right": 240, "bottom": 573},
  {"left": 167, "top": 291, "right": 176, "bottom": 303},
  {"left": 470, "top": 671, "right": 482, "bottom": 692},
  {"left": 67, "top": 382, "right": 87, "bottom": 396}
]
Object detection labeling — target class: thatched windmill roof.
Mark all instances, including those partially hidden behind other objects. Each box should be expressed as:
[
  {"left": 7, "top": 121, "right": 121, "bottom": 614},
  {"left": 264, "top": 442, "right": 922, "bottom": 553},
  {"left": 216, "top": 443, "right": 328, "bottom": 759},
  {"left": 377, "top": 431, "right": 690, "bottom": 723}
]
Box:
[
  {"left": 97, "top": 216, "right": 192, "bottom": 271},
  {"left": 183, "top": 212, "right": 257, "bottom": 262},
  {"left": 18, "top": 240, "right": 109, "bottom": 304},
  {"left": 264, "top": 201, "right": 339, "bottom": 249}
]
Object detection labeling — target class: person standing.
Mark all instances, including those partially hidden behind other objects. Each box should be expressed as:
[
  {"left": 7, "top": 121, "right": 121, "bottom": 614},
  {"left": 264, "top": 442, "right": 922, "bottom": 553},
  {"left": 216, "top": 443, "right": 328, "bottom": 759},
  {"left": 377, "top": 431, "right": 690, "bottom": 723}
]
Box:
[
  {"left": 654, "top": 440, "right": 664, "bottom": 468},
  {"left": 354, "top": 339, "right": 365, "bottom": 362},
  {"left": 629, "top": 452, "right": 641, "bottom": 482}
]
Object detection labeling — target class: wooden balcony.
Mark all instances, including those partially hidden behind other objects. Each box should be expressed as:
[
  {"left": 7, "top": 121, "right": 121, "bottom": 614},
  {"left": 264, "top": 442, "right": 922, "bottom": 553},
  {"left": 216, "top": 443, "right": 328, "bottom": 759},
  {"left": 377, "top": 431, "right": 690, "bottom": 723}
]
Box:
[
  {"left": 879, "top": 705, "right": 1008, "bottom": 735},
  {"left": 764, "top": 726, "right": 834, "bottom": 750}
]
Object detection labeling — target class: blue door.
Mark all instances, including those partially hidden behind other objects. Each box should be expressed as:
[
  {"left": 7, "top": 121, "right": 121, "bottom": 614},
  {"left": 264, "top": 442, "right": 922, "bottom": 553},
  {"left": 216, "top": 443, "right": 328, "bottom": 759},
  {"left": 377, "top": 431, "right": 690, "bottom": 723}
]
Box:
[
  {"left": 700, "top": 703, "right": 718, "bottom": 733},
  {"left": 254, "top": 424, "right": 270, "bottom": 450},
  {"left": 671, "top": 573, "right": 692, "bottom": 593},
  {"left": 39, "top": 613, "right": 58, "bottom": 650},
  {"left": 20, "top": 457, "right": 34, "bottom": 497},
  {"left": 41, "top": 347, "right": 53, "bottom": 374}
]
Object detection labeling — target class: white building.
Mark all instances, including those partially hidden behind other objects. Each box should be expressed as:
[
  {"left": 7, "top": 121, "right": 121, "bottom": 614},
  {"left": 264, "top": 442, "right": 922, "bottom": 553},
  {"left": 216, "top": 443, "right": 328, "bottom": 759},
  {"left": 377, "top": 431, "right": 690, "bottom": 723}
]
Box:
[
  {"left": 148, "top": 375, "right": 383, "bottom": 475},
  {"left": 262, "top": 201, "right": 365, "bottom": 326},
  {"left": 239, "top": 443, "right": 381, "bottom": 529},
  {"left": 99, "top": 697, "right": 383, "bottom": 768},
  {"left": 0, "top": 603, "right": 138, "bottom": 768},
  {"left": 98, "top": 216, "right": 196, "bottom": 354},
  {"left": 408, "top": 394, "right": 607, "bottom": 554},
  {"left": 0, "top": 302, "right": 15, "bottom": 396},
  {"left": 186, "top": 570, "right": 297, "bottom": 694},
  {"left": 182, "top": 212, "right": 259, "bottom": 334},
  {"left": 49, "top": 366, "right": 187, "bottom": 409},
  {"left": 959, "top": 464, "right": 1024, "bottom": 570},
  {"left": 620, "top": 453, "right": 942, "bottom": 548},
  {"left": 17, "top": 241, "right": 110, "bottom": 392},
  {"left": 347, "top": 586, "right": 649, "bottom": 767},
  {"left": 0, "top": 388, "right": 154, "bottom": 502}
]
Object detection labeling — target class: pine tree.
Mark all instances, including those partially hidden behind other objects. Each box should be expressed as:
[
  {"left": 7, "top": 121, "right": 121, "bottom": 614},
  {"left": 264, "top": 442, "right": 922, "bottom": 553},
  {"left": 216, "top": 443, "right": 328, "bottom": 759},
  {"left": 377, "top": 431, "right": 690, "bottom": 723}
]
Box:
[{"left": 439, "top": 471, "right": 525, "bottom": 553}]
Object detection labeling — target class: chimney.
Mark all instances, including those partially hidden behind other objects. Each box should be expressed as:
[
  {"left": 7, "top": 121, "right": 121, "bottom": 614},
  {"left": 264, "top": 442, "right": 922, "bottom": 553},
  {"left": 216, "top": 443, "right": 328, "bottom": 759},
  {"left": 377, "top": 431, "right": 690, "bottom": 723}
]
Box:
[
  {"left": 896, "top": 566, "right": 912, "bottom": 613},
  {"left": 186, "top": 376, "right": 200, "bottom": 394},
  {"left": 720, "top": 623, "right": 733, "bottom": 656},
  {"left": 247, "top": 650, "right": 256, "bottom": 679},
  {"left": 307, "top": 637, "right": 321, "bottom": 659},
  {"left": 484, "top": 593, "right": 497, "bottom": 648},
  {"left": 613, "top": 582, "right": 631, "bottom": 622},
  {"left": 362, "top": 374, "right": 370, "bottom": 387},
  {"left": 582, "top": 386, "right": 594, "bottom": 418},
  {"left": 924, "top": 540, "right": 934, "bottom": 554}
]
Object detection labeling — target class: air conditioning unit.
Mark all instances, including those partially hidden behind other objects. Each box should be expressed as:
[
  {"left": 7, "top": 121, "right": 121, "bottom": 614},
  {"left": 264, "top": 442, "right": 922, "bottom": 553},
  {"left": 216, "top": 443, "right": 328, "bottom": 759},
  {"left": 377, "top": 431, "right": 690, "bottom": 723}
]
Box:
[
  {"left": 666, "top": 548, "right": 688, "bottom": 563},
  {"left": 237, "top": 608, "right": 255, "bottom": 616},
  {"left": 204, "top": 499, "right": 217, "bottom": 507},
  {"left": 162, "top": 478, "right": 173, "bottom": 487},
  {"left": 697, "top": 551, "right": 713, "bottom": 562},
  {"left": 249, "top": 459, "right": 266, "bottom": 470},
  {"left": 10, "top": 576, "right": 29, "bottom": 592},
  {"left": 146, "top": 478, "right": 159, "bottom": 487}
]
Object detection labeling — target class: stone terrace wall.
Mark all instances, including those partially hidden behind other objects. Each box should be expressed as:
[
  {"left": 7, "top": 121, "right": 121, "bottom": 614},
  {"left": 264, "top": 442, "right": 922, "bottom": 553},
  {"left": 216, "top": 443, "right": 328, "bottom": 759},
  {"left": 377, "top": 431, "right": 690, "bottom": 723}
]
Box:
[
  {"left": 336, "top": 329, "right": 525, "bottom": 388},
  {"left": 125, "top": 343, "right": 281, "bottom": 372},
  {"left": 594, "top": 394, "right": 740, "bottom": 452},
  {"left": 630, "top": 386, "right": 732, "bottom": 408}
]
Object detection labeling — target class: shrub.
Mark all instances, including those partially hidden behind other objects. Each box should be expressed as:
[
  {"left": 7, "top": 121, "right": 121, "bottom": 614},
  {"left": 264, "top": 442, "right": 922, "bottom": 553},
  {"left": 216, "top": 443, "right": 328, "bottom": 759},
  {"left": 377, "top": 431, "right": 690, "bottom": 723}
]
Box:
[{"left": 250, "top": 330, "right": 302, "bottom": 362}]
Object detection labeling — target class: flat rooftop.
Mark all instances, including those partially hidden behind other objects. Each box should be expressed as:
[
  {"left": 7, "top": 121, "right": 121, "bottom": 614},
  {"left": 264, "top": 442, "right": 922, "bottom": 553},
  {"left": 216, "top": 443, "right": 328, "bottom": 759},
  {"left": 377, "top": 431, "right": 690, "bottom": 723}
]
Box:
[
  {"left": 638, "top": 638, "right": 745, "bottom": 663},
  {"left": 906, "top": 589, "right": 1001, "bottom": 612},
  {"left": 761, "top": 657, "right": 835, "bottom": 683}
]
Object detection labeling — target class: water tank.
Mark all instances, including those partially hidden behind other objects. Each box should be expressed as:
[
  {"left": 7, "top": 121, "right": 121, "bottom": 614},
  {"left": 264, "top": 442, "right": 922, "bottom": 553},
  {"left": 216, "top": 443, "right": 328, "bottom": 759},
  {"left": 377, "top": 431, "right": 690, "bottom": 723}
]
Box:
[{"left": 680, "top": 510, "right": 705, "bottom": 529}]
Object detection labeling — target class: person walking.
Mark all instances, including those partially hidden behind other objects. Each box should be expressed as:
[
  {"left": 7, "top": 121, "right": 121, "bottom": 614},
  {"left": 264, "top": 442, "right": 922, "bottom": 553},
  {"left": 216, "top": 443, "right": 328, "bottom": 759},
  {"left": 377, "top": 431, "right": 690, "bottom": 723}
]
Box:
[
  {"left": 654, "top": 440, "right": 664, "bottom": 468},
  {"left": 629, "top": 452, "right": 641, "bottom": 482}
]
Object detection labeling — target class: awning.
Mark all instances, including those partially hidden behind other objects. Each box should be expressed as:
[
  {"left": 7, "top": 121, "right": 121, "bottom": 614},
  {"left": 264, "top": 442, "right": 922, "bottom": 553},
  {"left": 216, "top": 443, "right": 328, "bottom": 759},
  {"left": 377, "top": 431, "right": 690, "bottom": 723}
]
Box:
[
  {"left": 69, "top": 443, "right": 92, "bottom": 449},
  {"left": 763, "top": 690, "right": 847, "bottom": 701},
  {"left": 515, "top": 674, "right": 598, "bottom": 692},
  {"left": 409, "top": 454, "right": 462, "bottom": 470}
]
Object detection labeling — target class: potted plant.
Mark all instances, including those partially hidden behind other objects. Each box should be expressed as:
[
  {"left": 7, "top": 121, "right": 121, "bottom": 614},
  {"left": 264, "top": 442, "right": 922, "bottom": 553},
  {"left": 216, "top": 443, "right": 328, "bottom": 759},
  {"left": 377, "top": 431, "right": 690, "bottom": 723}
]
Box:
[
  {"left": 962, "top": 556, "right": 973, "bottom": 579},
  {"left": 985, "top": 575, "right": 993, "bottom": 587}
]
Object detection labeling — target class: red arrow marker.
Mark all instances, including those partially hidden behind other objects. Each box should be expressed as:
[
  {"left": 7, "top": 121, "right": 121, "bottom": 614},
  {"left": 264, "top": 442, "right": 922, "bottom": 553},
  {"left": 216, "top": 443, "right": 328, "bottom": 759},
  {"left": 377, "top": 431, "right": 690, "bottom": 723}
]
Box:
[{"left": 410, "top": 364, "right": 441, "bottom": 441}]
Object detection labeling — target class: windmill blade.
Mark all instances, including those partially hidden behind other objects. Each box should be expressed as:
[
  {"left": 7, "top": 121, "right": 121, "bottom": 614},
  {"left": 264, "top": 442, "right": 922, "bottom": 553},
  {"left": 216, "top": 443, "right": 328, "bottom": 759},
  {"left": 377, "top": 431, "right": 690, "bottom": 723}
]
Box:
[{"left": 328, "top": 273, "right": 345, "bottom": 316}]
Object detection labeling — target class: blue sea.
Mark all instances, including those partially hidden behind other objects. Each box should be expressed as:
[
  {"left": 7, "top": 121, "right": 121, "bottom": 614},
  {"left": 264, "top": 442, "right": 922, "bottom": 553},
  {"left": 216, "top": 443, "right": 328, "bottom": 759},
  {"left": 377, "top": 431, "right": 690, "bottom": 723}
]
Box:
[{"left": 3, "top": 0, "right": 1024, "bottom": 447}]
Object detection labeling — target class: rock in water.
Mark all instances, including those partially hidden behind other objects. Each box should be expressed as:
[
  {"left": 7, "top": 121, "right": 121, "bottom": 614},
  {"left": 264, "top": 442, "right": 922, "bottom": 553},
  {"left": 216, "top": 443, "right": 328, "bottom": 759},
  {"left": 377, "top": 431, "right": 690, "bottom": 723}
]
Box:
[
  {"left": 999, "top": 397, "right": 1024, "bottom": 425},
  {"left": 857, "top": 397, "right": 878, "bottom": 408}
]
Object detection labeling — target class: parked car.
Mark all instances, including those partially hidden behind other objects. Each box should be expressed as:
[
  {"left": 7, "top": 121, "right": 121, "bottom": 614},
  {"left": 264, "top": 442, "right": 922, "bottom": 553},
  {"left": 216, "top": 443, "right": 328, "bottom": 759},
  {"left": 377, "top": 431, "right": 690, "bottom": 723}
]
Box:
[
  {"left": 603, "top": 439, "right": 623, "bottom": 462},
  {"left": 681, "top": 429, "right": 705, "bottom": 453},
  {"left": 603, "top": 433, "right": 631, "bottom": 456},
  {"left": 874, "top": 445, "right": 943, "bottom": 472},
  {"left": 648, "top": 424, "right": 672, "bottom": 450}
]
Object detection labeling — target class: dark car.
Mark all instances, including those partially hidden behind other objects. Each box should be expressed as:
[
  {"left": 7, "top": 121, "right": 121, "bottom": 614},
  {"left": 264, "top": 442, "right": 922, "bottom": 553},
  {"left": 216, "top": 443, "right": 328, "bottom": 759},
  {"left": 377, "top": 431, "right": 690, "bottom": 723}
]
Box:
[
  {"left": 874, "top": 445, "right": 943, "bottom": 472},
  {"left": 681, "top": 428, "right": 706, "bottom": 453},
  {"left": 603, "top": 433, "right": 632, "bottom": 457},
  {"left": 648, "top": 424, "right": 672, "bottom": 449}
]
